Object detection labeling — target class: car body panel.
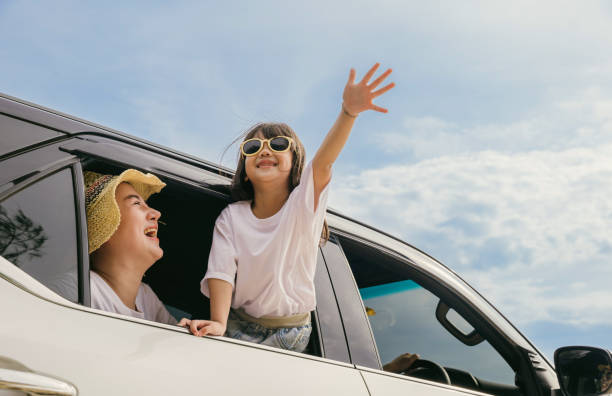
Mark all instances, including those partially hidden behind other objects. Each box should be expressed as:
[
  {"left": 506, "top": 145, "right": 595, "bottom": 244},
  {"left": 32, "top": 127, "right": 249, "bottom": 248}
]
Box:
[
  {"left": 359, "top": 368, "right": 492, "bottom": 396},
  {"left": 0, "top": 256, "right": 369, "bottom": 395}
]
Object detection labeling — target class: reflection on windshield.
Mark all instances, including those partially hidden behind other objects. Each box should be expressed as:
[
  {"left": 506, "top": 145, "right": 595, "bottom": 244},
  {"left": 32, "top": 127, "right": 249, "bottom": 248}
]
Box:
[
  {"left": 360, "top": 278, "right": 515, "bottom": 385},
  {"left": 361, "top": 280, "right": 421, "bottom": 329},
  {"left": 0, "top": 205, "right": 47, "bottom": 266},
  {"left": 360, "top": 279, "right": 421, "bottom": 300}
]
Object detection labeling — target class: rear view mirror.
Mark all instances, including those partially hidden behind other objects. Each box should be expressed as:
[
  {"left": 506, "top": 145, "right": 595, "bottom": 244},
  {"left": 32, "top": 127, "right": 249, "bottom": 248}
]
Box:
[{"left": 555, "top": 346, "right": 612, "bottom": 396}]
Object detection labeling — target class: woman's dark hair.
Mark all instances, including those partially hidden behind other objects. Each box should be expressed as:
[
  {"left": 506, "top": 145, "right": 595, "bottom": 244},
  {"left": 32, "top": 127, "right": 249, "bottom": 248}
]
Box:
[{"left": 230, "top": 122, "right": 329, "bottom": 243}]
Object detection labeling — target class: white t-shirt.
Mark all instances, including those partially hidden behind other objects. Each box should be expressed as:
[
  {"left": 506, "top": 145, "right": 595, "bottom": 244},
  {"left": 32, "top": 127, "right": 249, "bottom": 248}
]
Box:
[
  {"left": 201, "top": 161, "right": 330, "bottom": 318},
  {"left": 90, "top": 271, "right": 177, "bottom": 325}
]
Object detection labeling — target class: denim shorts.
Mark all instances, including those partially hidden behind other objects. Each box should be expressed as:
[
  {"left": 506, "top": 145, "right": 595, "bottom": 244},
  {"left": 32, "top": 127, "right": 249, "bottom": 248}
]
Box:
[{"left": 225, "top": 310, "right": 312, "bottom": 353}]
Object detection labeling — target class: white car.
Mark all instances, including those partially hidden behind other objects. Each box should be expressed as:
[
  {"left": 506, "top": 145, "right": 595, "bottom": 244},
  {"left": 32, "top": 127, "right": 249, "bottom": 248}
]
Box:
[{"left": 1, "top": 92, "right": 608, "bottom": 396}]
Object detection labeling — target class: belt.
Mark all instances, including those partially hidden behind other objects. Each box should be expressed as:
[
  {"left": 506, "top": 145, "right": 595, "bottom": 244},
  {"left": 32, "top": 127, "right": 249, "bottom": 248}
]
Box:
[{"left": 233, "top": 308, "right": 311, "bottom": 329}]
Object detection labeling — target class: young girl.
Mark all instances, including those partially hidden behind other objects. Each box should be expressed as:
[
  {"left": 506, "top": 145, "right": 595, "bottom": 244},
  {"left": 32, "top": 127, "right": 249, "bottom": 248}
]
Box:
[{"left": 180, "top": 63, "right": 394, "bottom": 352}]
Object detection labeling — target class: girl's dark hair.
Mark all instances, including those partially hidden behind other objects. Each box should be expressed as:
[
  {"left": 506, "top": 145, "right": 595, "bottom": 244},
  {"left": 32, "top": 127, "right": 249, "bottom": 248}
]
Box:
[{"left": 230, "top": 122, "right": 329, "bottom": 244}]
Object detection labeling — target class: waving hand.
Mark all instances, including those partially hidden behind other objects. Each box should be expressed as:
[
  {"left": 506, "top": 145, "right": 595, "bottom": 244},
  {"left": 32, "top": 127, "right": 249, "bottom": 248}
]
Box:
[
  {"left": 312, "top": 62, "right": 395, "bottom": 207},
  {"left": 342, "top": 63, "right": 395, "bottom": 116}
]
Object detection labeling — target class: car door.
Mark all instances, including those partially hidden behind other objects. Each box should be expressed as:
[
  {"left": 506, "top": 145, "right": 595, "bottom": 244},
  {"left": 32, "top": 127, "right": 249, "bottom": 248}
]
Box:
[
  {"left": 0, "top": 131, "right": 369, "bottom": 395},
  {"left": 320, "top": 229, "right": 557, "bottom": 396},
  {"left": 1, "top": 261, "right": 368, "bottom": 395}
]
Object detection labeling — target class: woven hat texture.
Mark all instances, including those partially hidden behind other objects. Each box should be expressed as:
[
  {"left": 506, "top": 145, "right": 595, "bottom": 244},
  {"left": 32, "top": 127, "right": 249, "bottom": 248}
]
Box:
[{"left": 84, "top": 169, "right": 166, "bottom": 254}]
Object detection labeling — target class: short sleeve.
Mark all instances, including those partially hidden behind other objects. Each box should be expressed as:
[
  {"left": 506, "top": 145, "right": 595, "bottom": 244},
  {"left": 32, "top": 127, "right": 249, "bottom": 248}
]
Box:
[
  {"left": 291, "top": 161, "right": 330, "bottom": 235},
  {"left": 156, "top": 306, "right": 178, "bottom": 325},
  {"left": 89, "top": 271, "right": 113, "bottom": 313},
  {"left": 139, "top": 283, "right": 177, "bottom": 325},
  {"left": 201, "top": 208, "right": 238, "bottom": 297}
]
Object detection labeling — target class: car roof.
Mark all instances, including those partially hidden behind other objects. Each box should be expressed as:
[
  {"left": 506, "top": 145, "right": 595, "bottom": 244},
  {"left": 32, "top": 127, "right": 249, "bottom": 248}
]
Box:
[{"left": 0, "top": 92, "right": 234, "bottom": 178}]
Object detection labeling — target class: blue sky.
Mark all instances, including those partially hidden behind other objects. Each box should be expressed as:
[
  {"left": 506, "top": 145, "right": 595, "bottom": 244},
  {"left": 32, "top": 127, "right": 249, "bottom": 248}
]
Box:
[{"left": 2, "top": 1, "right": 612, "bottom": 362}]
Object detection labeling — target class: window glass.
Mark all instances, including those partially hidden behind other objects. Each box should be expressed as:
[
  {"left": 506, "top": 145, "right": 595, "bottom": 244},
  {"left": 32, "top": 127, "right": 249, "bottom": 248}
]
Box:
[
  {"left": 340, "top": 237, "right": 516, "bottom": 388},
  {"left": 0, "top": 169, "right": 78, "bottom": 302}
]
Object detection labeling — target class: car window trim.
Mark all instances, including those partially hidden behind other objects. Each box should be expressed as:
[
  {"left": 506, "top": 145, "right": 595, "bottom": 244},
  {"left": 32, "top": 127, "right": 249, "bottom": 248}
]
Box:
[
  {"left": 71, "top": 162, "right": 90, "bottom": 306},
  {"left": 60, "top": 135, "right": 233, "bottom": 191},
  {"left": 0, "top": 147, "right": 78, "bottom": 201},
  {"left": 0, "top": 158, "right": 79, "bottom": 204},
  {"left": 314, "top": 247, "right": 352, "bottom": 364},
  {"left": 321, "top": 234, "right": 382, "bottom": 370},
  {"left": 0, "top": 156, "right": 79, "bottom": 202}
]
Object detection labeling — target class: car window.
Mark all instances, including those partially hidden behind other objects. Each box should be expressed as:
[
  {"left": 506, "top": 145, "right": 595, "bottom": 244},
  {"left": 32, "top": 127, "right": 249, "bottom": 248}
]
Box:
[
  {"left": 0, "top": 168, "right": 79, "bottom": 302},
  {"left": 338, "top": 236, "right": 516, "bottom": 390}
]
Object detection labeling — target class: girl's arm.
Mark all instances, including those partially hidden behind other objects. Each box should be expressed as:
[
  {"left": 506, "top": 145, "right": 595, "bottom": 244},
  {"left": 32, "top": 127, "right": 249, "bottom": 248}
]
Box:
[
  {"left": 179, "top": 278, "right": 233, "bottom": 336},
  {"left": 312, "top": 63, "right": 394, "bottom": 207},
  {"left": 207, "top": 278, "right": 233, "bottom": 332}
]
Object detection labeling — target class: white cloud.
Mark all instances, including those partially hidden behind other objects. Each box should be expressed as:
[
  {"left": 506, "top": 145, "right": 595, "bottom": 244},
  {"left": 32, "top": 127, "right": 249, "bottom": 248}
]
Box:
[
  {"left": 375, "top": 87, "right": 612, "bottom": 162},
  {"left": 330, "top": 144, "right": 612, "bottom": 327}
]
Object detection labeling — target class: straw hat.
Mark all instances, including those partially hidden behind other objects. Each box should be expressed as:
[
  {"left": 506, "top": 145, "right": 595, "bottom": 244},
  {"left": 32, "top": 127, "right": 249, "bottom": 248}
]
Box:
[{"left": 84, "top": 169, "right": 166, "bottom": 254}]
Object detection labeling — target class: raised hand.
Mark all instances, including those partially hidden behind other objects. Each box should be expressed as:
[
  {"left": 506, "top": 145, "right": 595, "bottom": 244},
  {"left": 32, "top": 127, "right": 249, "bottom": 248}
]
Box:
[{"left": 342, "top": 63, "right": 395, "bottom": 116}]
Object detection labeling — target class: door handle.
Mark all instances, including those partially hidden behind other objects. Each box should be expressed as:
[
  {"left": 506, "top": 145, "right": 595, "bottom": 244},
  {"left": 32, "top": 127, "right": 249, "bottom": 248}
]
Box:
[{"left": 0, "top": 367, "right": 77, "bottom": 395}]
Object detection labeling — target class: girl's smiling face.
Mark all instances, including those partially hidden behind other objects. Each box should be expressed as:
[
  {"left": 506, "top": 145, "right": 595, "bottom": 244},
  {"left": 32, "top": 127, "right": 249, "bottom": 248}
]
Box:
[
  {"left": 230, "top": 122, "right": 305, "bottom": 202},
  {"left": 244, "top": 131, "right": 293, "bottom": 188}
]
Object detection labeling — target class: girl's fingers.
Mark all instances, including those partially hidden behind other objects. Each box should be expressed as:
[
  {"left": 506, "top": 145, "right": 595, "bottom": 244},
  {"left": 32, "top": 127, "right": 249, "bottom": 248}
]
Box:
[
  {"left": 347, "top": 68, "right": 356, "bottom": 85},
  {"left": 372, "top": 82, "right": 395, "bottom": 98},
  {"left": 360, "top": 63, "right": 380, "bottom": 84},
  {"left": 371, "top": 104, "right": 388, "bottom": 113},
  {"left": 368, "top": 68, "right": 392, "bottom": 90},
  {"left": 190, "top": 320, "right": 204, "bottom": 334},
  {"left": 199, "top": 323, "right": 217, "bottom": 336}
]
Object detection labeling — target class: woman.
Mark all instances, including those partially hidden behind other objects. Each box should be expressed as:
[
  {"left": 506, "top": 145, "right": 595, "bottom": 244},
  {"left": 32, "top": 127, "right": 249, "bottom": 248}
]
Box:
[{"left": 85, "top": 169, "right": 176, "bottom": 325}]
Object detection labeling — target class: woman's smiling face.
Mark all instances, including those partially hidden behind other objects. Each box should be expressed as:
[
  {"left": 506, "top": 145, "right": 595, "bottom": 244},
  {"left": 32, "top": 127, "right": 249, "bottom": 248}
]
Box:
[
  {"left": 101, "top": 182, "right": 163, "bottom": 265},
  {"left": 244, "top": 131, "right": 293, "bottom": 188}
]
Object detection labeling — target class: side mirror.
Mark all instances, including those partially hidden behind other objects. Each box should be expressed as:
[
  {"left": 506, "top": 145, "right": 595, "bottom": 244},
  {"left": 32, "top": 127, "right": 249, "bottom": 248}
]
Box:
[{"left": 555, "top": 346, "right": 612, "bottom": 396}]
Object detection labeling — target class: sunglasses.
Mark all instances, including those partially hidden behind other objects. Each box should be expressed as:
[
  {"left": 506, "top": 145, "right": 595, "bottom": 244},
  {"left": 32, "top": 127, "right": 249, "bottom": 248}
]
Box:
[{"left": 240, "top": 136, "right": 294, "bottom": 157}]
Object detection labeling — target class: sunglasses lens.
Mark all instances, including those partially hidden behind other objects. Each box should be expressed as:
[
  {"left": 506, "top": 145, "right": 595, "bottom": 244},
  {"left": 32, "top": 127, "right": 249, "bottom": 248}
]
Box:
[
  {"left": 270, "top": 137, "right": 290, "bottom": 152},
  {"left": 242, "top": 140, "right": 262, "bottom": 155}
]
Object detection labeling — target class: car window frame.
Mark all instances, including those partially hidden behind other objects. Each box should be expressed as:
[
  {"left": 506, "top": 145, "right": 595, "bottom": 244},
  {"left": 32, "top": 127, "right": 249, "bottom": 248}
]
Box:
[
  {"left": 0, "top": 142, "right": 90, "bottom": 304},
  {"left": 59, "top": 133, "right": 232, "bottom": 195},
  {"left": 324, "top": 227, "right": 549, "bottom": 391},
  {"left": 63, "top": 135, "right": 351, "bottom": 362}
]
